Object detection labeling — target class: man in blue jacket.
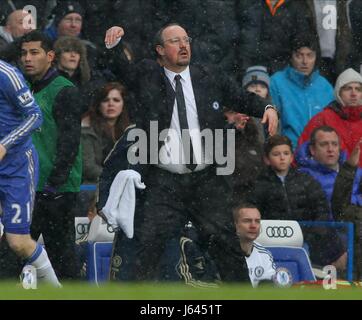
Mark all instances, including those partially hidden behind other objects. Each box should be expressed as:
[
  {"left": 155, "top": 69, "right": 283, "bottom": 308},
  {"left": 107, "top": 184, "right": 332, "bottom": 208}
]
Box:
[
  {"left": 296, "top": 125, "right": 362, "bottom": 221},
  {"left": 270, "top": 35, "right": 334, "bottom": 149}
]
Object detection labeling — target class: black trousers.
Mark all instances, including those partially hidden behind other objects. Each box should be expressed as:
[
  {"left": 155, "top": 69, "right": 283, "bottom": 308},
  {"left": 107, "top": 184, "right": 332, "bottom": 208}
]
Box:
[
  {"left": 31, "top": 192, "right": 79, "bottom": 280},
  {"left": 132, "top": 165, "right": 249, "bottom": 282}
]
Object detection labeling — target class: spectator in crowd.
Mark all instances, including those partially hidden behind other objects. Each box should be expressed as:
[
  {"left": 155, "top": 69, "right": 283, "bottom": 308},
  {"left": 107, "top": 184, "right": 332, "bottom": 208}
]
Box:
[
  {"left": 54, "top": 36, "right": 90, "bottom": 88},
  {"left": 0, "top": 58, "right": 60, "bottom": 287},
  {"left": 102, "top": 23, "right": 278, "bottom": 282},
  {"left": 305, "top": 0, "right": 352, "bottom": 84},
  {"left": 44, "top": 1, "right": 101, "bottom": 72},
  {"left": 224, "top": 65, "right": 271, "bottom": 147},
  {"left": 247, "top": 135, "right": 346, "bottom": 270},
  {"left": 44, "top": 0, "right": 84, "bottom": 41},
  {"left": 237, "top": 0, "right": 314, "bottom": 75},
  {"left": 0, "top": 10, "right": 33, "bottom": 50},
  {"left": 332, "top": 139, "right": 362, "bottom": 280},
  {"left": 0, "top": 9, "right": 36, "bottom": 64},
  {"left": 270, "top": 35, "right": 334, "bottom": 149},
  {"left": 241, "top": 65, "right": 271, "bottom": 143},
  {"left": 298, "top": 68, "right": 362, "bottom": 167},
  {"left": 0, "top": 0, "right": 51, "bottom": 30},
  {"left": 77, "top": 82, "right": 131, "bottom": 216},
  {"left": 232, "top": 203, "right": 276, "bottom": 287},
  {"left": 296, "top": 125, "right": 362, "bottom": 220},
  {"left": 17, "top": 30, "right": 82, "bottom": 280},
  {"left": 53, "top": 35, "right": 98, "bottom": 114},
  {"left": 82, "top": 82, "right": 130, "bottom": 185}
]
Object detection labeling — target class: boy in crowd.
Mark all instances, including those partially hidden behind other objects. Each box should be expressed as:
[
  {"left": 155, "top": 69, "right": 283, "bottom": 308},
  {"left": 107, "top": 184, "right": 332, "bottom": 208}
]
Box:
[{"left": 247, "top": 135, "right": 346, "bottom": 271}]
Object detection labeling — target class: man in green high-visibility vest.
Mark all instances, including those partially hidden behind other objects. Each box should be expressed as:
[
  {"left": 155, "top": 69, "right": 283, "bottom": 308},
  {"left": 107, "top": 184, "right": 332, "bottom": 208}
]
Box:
[{"left": 18, "top": 30, "right": 82, "bottom": 280}]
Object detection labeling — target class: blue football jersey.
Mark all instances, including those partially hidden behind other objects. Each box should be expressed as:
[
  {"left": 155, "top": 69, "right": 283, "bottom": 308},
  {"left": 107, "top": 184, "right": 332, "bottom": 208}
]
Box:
[{"left": 0, "top": 60, "right": 42, "bottom": 156}]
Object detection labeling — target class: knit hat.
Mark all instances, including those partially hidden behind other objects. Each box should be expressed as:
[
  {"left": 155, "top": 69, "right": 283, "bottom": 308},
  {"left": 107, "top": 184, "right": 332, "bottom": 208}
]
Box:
[
  {"left": 52, "top": 1, "right": 85, "bottom": 26},
  {"left": 334, "top": 68, "right": 362, "bottom": 106},
  {"left": 242, "top": 66, "right": 270, "bottom": 89}
]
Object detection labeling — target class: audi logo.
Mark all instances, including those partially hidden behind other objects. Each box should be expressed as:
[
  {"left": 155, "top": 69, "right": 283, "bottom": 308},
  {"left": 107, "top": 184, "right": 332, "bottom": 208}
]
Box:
[
  {"left": 266, "top": 226, "right": 294, "bottom": 238},
  {"left": 76, "top": 223, "right": 89, "bottom": 235}
]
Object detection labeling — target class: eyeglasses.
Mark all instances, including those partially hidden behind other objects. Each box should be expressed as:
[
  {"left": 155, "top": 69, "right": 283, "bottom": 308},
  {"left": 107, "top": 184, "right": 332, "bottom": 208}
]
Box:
[
  {"left": 62, "top": 17, "right": 82, "bottom": 25},
  {"left": 163, "top": 36, "right": 192, "bottom": 46}
]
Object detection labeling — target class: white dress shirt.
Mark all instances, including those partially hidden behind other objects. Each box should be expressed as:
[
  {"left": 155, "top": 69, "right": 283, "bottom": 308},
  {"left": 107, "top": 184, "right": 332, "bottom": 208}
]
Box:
[{"left": 157, "top": 66, "right": 210, "bottom": 174}]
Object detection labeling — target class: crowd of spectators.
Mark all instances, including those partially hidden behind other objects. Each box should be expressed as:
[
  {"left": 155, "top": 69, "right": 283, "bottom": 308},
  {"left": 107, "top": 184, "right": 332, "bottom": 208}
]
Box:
[{"left": 1, "top": 0, "right": 362, "bottom": 284}]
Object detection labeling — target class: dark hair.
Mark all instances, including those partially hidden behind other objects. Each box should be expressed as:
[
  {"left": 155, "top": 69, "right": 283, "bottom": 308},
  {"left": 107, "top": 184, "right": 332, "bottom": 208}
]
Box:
[
  {"left": 290, "top": 33, "right": 320, "bottom": 68},
  {"left": 263, "top": 135, "right": 293, "bottom": 156},
  {"left": 153, "top": 22, "right": 183, "bottom": 47},
  {"left": 54, "top": 36, "right": 90, "bottom": 84},
  {"left": 291, "top": 34, "right": 319, "bottom": 54},
  {"left": 17, "top": 30, "right": 53, "bottom": 53},
  {"left": 87, "top": 82, "right": 130, "bottom": 141},
  {"left": 232, "top": 202, "right": 260, "bottom": 223},
  {"left": 309, "top": 125, "right": 339, "bottom": 146}
]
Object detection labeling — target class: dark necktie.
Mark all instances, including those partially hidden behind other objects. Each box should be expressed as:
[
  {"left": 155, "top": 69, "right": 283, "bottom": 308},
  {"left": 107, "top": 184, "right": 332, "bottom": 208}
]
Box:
[{"left": 174, "top": 74, "right": 197, "bottom": 171}]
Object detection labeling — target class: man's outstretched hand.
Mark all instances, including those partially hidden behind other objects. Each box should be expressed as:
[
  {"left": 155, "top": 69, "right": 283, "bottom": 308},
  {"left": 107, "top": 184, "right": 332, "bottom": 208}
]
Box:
[{"left": 105, "top": 26, "right": 125, "bottom": 48}]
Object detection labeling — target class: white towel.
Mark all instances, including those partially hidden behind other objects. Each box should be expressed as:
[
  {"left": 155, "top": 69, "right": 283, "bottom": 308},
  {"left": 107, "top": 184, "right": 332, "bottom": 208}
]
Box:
[{"left": 102, "top": 169, "right": 145, "bottom": 238}]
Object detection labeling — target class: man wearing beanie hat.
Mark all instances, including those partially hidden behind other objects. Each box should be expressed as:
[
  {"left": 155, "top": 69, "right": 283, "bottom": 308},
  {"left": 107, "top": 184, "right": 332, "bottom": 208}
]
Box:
[
  {"left": 44, "top": 1, "right": 102, "bottom": 74},
  {"left": 270, "top": 35, "right": 334, "bottom": 149},
  {"left": 298, "top": 68, "right": 362, "bottom": 167},
  {"left": 44, "top": 1, "right": 84, "bottom": 41}
]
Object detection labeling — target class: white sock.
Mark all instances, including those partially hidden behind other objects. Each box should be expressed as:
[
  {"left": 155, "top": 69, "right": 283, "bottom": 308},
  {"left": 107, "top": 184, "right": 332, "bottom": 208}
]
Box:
[{"left": 26, "top": 243, "right": 61, "bottom": 287}]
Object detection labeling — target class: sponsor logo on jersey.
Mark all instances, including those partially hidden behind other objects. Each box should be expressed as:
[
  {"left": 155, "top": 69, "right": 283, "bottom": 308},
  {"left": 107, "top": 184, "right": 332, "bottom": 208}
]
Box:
[{"left": 17, "top": 90, "right": 34, "bottom": 107}]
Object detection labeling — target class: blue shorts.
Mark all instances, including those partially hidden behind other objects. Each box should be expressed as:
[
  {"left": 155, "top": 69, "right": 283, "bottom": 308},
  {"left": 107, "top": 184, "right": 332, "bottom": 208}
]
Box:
[{"left": 0, "top": 146, "right": 38, "bottom": 234}]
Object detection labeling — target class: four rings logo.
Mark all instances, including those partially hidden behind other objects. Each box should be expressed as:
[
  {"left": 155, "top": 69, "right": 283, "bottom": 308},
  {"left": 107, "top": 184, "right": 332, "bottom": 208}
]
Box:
[
  {"left": 76, "top": 223, "right": 89, "bottom": 235},
  {"left": 266, "top": 226, "right": 294, "bottom": 238}
]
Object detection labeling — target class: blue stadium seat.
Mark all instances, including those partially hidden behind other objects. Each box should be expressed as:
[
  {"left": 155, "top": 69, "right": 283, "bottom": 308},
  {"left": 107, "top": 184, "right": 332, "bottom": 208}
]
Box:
[
  {"left": 267, "top": 246, "right": 316, "bottom": 283},
  {"left": 86, "top": 242, "right": 113, "bottom": 283}
]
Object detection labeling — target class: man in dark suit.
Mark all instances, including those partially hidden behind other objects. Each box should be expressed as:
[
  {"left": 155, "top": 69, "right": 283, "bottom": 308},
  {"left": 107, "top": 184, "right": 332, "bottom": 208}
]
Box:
[{"left": 104, "top": 23, "right": 278, "bottom": 282}]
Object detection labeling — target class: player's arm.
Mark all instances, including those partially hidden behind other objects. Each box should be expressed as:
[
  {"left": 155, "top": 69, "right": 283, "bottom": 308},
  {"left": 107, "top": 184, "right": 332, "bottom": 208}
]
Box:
[{"left": 0, "top": 70, "right": 42, "bottom": 158}]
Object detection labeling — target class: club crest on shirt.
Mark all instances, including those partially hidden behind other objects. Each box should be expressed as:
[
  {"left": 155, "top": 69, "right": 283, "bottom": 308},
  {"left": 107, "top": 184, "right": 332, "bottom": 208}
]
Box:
[
  {"left": 212, "top": 101, "right": 220, "bottom": 110},
  {"left": 254, "top": 266, "right": 264, "bottom": 278},
  {"left": 17, "top": 90, "right": 34, "bottom": 107},
  {"left": 273, "top": 267, "right": 293, "bottom": 288}
]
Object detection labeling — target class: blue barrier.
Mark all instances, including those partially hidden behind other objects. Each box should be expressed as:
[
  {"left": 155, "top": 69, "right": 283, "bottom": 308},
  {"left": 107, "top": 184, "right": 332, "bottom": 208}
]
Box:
[
  {"left": 80, "top": 184, "right": 97, "bottom": 191},
  {"left": 299, "top": 221, "right": 354, "bottom": 282}
]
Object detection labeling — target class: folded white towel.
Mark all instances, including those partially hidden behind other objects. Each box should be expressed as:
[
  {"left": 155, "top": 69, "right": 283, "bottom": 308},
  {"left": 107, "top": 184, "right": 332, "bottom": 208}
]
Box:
[{"left": 102, "top": 169, "right": 145, "bottom": 238}]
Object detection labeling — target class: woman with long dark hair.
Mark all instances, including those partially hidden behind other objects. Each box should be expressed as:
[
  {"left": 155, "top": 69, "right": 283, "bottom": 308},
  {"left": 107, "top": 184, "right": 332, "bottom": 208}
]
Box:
[{"left": 74, "top": 82, "right": 131, "bottom": 218}]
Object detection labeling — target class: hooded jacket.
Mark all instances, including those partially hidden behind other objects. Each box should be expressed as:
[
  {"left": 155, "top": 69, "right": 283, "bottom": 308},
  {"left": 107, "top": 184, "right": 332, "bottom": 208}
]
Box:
[
  {"left": 298, "top": 68, "right": 362, "bottom": 166},
  {"left": 295, "top": 141, "right": 362, "bottom": 220},
  {"left": 270, "top": 65, "right": 334, "bottom": 148}
]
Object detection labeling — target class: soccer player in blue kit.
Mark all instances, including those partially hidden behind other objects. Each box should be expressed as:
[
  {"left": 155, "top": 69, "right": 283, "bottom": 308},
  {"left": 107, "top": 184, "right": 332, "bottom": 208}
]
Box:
[{"left": 0, "top": 59, "right": 60, "bottom": 287}]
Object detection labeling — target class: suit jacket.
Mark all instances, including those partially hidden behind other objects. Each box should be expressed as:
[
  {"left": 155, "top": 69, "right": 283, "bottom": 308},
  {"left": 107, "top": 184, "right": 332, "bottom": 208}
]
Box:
[{"left": 107, "top": 42, "right": 270, "bottom": 139}]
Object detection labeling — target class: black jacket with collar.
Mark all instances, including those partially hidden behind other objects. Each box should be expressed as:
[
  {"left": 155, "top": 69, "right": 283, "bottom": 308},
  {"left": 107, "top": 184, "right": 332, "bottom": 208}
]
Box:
[
  {"left": 107, "top": 42, "right": 270, "bottom": 154},
  {"left": 248, "top": 166, "right": 345, "bottom": 265},
  {"left": 248, "top": 166, "right": 330, "bottom": 221}
]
